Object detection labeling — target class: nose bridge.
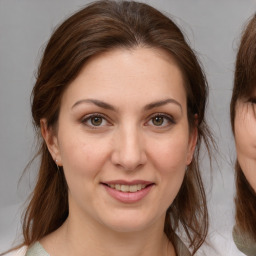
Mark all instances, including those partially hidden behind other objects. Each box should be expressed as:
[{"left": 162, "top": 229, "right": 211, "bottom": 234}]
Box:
[{"left": 113, "top": 123, "right": 146, "bottom": 170}]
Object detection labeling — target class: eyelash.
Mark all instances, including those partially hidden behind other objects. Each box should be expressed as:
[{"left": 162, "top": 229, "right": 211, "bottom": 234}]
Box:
[
  {"left": 81, "top": 113, "right": 110, "bottom": 128},
  {"left": 146, "top": 113, "right": 176, "bottom": 127},
  {"left": 81, "top": 112, "right": 176, "bottom": 129}
]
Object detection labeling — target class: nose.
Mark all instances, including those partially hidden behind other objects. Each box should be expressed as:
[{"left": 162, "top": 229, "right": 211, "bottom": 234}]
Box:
[{"left": 111, "top": 126, "right": 147, "bottom": 171}]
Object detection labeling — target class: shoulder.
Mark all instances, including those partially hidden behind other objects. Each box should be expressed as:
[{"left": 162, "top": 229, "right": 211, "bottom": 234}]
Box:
[
  {"left": 4, "top": 242, "right": 49, "bottom": 256},
  {"left": 233, "top": 225, "right": 256, "bottom": 256},
  {"left": 25, "top": 242, "right": 49, "bottom": 256},
  {"left": 4, "top": 246, "right": 27, "bottom": 256}
]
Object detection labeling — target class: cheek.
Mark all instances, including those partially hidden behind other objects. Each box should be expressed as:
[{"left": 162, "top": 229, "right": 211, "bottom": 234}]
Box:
[
  {"left": 58, "top": 130, "right": 111, "bottom": 179},
  {"left": 150, "top": 136, "right": 188, "bottom": 208},
  {"left": 149, "top": 132, "right": 189, "bottom": 173},
  {"left": 235, "top": 113, "right": 256, "bottom": 158}
]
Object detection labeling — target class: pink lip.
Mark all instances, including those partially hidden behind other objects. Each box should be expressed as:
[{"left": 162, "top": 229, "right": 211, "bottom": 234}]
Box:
[
  {"left": 101, "top": 180, "right": 155, "bottom": 203},
  {"left": 103, "top": 180, "right": 153, "bottom": 185}
]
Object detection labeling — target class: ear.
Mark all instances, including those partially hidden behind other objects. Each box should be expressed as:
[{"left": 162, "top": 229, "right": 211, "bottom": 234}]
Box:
[
  {"left": 186, "top": 114, "right": 198, "bottom": 165},
  {"left": 40, "top": 119, "right": 62, "bottom": 166}
]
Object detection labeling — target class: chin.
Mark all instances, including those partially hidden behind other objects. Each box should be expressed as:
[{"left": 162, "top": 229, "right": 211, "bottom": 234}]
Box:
[
  {"left": 99, "top": 211, "right": 162, "bottom": 234},
  {"left": 106, "top": 222, "right": 152, "bottom": 233}
]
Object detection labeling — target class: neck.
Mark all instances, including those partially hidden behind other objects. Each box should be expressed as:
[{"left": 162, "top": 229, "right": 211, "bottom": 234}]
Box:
[{"left": 56, "top": 211, "right": 175, "bottom": 256}]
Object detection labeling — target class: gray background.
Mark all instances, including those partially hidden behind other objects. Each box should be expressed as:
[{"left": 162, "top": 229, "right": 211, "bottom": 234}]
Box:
[{"left": 1, "top": 0, "right": 256, "bottom": 255}]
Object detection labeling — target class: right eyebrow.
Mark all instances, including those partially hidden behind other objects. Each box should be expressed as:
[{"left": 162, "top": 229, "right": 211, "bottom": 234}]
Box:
[
  {"left": 71, "top": 99, "right": 116, "bottom": 111},
  {"left": 144, "top": 98, "right": 182, "bottom": 113}
]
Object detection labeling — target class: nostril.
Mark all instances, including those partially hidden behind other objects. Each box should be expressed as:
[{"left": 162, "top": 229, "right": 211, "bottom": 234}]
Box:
[
  {"left": 110, "top": 133, "right": 147, "bottom": 170},
  {"left": 111, "top": 152, "right": 146, "bottom": 171}
]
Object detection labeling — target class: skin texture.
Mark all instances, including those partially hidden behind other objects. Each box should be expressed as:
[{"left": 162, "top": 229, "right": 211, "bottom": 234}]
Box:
[
  {"left": 40, "top": 47, "right": 197, "bottom": 256},
  {"left": 235, "top": 97, "right": 256, "bottom": 192}
]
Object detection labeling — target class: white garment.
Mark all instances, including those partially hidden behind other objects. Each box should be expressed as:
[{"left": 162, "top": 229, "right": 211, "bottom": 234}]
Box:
[{"left": 5, "top": 246, "right": 27, "bottom": 256}]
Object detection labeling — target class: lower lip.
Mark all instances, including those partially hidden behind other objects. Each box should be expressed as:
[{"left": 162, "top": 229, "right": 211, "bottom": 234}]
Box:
[{"left": 103, "top": 184, "right": 153, "bottom": 203}]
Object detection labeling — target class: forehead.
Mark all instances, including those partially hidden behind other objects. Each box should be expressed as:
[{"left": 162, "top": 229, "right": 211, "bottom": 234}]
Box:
[{"left": 61, "top": 47, "right": 187, "bottom": 108}]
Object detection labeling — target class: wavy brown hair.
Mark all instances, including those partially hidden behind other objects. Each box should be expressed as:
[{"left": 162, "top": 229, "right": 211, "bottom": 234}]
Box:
[
  {"left": 2, "top": 1, "right": 213, "bottom": 255},
  {"left": 230, "top": 14, "right": 256, "bottom": 241}
]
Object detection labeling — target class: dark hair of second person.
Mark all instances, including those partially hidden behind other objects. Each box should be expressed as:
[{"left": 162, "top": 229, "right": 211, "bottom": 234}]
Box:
[{"left": 230, "top": 14, "right": 256, "bottom": 254}]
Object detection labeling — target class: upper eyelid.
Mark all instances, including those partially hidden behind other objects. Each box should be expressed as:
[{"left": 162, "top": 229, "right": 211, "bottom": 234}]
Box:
[
  {"left": 81, "top": 113, "right": 112, "bottom": 127},
  {"left": 80, "top": 112, "right": 176, "bottom": 125},
  {"left": 146, "top": 112, "right": 176, "bottom": 125},
  {"left": 81, "top": 113, "right": 109, "bottom": 121},
  {"left": 148, "top": 112, "right": 175, "bottom": 121}
]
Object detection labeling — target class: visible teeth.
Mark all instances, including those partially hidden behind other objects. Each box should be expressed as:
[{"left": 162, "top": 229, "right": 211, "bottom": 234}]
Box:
[
  {"left": 129, "top": 185, "right": 137, "bottom": 192},
  {"left": 108, "top": 184, "right": 147, "bottom": 192},
  {"left": 121, "top": 185, "right": 129, "bottom": 192}
]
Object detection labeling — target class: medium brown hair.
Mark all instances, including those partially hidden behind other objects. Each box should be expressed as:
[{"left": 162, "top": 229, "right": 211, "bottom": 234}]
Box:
[
  {"left": 3, "top": 1, "right": 213, "bottom": 255},
  {"left": 230, "top": 14, "right": 256, "bottom": 241}
]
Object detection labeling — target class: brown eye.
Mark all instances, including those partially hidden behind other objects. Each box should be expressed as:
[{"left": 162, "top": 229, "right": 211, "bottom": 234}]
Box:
[
  {"left": 82, "top": 114, "right": 108, "bottom": 128},
  {"left": 146, "top": 114, "right": 175, "bottom": 128},
  {"left": 152, "top": 116, "right": 164, "bottom": 126},
  {"left": 91, "top": 116, "right": 103, "bottom": 126}
]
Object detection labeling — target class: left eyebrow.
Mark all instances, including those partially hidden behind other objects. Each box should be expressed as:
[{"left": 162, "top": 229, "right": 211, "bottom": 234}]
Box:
[
  {"left": 71, "top": 99, "right": 116, "bottom": 111},
  {"left": 144, "top": 98, "right": 182, "bottom": 112}
]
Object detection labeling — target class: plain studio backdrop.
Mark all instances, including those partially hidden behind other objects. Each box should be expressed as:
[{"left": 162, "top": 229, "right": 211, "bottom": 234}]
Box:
[{"left": 1, "top": 0, "right": 256, "bottom": 255}]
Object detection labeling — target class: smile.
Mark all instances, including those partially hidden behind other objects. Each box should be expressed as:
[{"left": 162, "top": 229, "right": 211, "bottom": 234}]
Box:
[
  {"left": 102, "top": 181, "right": 154, "bottom": 203},
  {"left": 107, "top": 184, "right": 147, "bottom": 192}
]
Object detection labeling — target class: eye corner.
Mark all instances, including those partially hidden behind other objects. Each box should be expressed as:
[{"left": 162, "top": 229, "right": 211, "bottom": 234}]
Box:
[
  {"left": 81, "top": 113, "right": 112, "bottom": 129},
  {"left": 145, "top": 113, "right": 176, "bottom": 128}
]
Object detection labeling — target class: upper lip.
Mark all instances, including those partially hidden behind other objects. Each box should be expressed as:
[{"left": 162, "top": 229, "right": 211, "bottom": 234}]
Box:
[{"left": 101, "top": 180, "right": 154, "bottom": 185}]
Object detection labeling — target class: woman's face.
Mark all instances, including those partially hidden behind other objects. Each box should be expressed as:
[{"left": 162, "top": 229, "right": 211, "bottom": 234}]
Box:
[
  {"left": 234, "top": 95, "right": 256, "bottom": 191},
  {"left": 43, "top": 47, "right": 197, "bottom": 233}
]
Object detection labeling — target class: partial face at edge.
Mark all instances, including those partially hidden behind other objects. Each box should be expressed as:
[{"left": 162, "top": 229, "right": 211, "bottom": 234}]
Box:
[
  {"left": 234, "top": 94, "right": 256, "bottom": 191},
  {"left": 42, "top": 47, "right": 197, "bottom": 233}
]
